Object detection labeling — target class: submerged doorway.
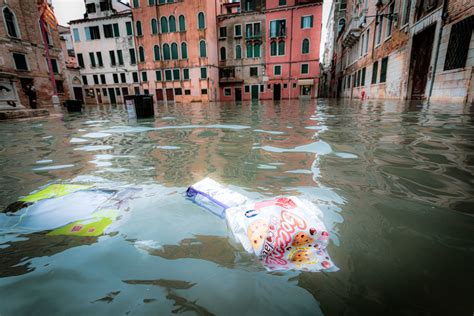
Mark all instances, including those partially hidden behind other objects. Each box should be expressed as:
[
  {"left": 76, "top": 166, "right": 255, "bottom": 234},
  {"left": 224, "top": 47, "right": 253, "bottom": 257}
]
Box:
[
  {"left": 273, "top": 84, "right": 281, "bottom": 100},
  {"left": 409, "top": 24, "right": 436, "bottom": 99}
]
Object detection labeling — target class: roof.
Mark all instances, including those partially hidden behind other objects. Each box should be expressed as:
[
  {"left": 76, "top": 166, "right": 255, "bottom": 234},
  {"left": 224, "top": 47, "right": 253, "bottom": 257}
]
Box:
[{"left": 68, "top": 11, "right": 131, "bottom": 25}]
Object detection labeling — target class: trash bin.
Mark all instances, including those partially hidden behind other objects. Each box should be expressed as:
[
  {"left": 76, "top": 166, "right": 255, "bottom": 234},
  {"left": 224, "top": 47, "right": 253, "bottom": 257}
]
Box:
[
  {"left": 124, "top": 95, "right": 154, "bottom": 119},
  {"left": 65, "top": 99, "right": 83, "bottom": 112}
]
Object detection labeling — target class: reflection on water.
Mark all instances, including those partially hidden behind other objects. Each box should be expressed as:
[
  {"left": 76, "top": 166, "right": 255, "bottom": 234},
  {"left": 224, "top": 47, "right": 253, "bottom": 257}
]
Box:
[{"left": 0, "top": 100, "right": 473, "bottom": 315}]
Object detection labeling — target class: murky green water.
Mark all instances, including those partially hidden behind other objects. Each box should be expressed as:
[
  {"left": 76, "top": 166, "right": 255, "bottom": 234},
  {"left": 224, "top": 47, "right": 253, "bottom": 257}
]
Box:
[{"left": 0, "top": 100, "right": 473, "bottom": 315}]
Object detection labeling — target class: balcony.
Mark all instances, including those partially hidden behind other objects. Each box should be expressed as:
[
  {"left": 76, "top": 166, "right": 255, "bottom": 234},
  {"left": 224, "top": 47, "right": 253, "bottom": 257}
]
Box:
[
  {"left": 219, "top": 67, "right": 243, "bottom": 84},
  {"left": 269, "top": 28, "right": 286, "bottom": 39},
  {"left": 223, "top": 0, "right": 240, "bottom": 7},
  {"left": 342, "top": 17, "right": 361, "bottom": 47}
]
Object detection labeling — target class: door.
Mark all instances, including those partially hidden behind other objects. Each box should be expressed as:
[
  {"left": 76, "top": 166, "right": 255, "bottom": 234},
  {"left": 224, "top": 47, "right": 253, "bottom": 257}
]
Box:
[
  {"left": 73, "top": 87, "right": 84, "bottom": 103},
  {"left": 20, "top": 78, "right": 37, "bottom": 108},
  {"left": 235, "top": 88, "right": 242, "bottom": 101},
  {"left": 156, "top": 89, "right": 164, "bottom": 101},
  {"left": 251, "top": 85, "right": 259, "bottom": 100},
  {"left": 121, "top": 87, "right": 129, "bottom": 97},
  {"left": 96, "top": 88, "right": 102, "bottom": 103},
  {"left": 108, "top": 88, "right": 116, "bottom": 104},
  {"left": 166, "top": 88, "right": 174, "bottom": 102},
  {"left": 273, "top": 84, "right": 281, "bottom": 100},
  {"left": 410, "top": 24, "right": 436, "bottom": 99}
]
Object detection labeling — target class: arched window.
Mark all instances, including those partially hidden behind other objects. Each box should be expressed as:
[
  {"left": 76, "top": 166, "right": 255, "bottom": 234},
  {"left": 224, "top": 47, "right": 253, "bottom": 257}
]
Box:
[
  {"left": 171, "top": 42, "right": 178, "bottom": 59},
  {"left": 160, "top": 17, "right": 168, "bottom": 33},
  {"left": 197, "top": 12, "right": 205, "bottom": 30},
  {"left": 139, "top": 46, "right": 145, "bottom": 62},
  {"left": 169, "top": 15, "right": 176, "bottom": 32},
  {"left": 235, "top": 45, "right": 242, "bottom": 59},
  {"left": 154, "top": 45, "right": 161, "bottom": 60},
  {"left": 136, "top": 21, "right": 142, "bottom": 36},
  {"left": 246, "top": 43, "right": 253, "bottom": 58},
  {"left": 148, "top": 0, "right": 155, "bottom": 5},
  {"left": 133, "top": 0, "right": 139, "bottom": 8},
  {"left": 3, "top": 8, "right": 19, "bottom": 38},
  {"left": 163, "top": 43, "right": 170, "bottom": 60},
  {"left": 181, "top": 42, "right": 188, "bottom": 59},
  {"left": 179, "top": 15, "right": 186, "bottom": 32},
  {"left": 220, "top": 47, "right": 226, "bottom": 60},
  {"left": 199, "top": 40, "right": 206, "bottom": 57},
  {"left": 253, "top": 43, "right": 260, "bottom": 58},
  {"left": 151, "top": 18, "right": 158, "bottom": 34},
  {"left": 302, "top": 38, "right": 309, "bottom": 54}
]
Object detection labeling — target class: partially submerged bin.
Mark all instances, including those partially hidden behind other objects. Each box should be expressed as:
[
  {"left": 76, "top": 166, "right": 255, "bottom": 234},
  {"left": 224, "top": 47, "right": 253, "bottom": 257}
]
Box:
[
  {"left": 65, "top": 99, "right": 83, "bottom": 112},
  {"left": 124, "top": 95, "right": 154, "bottom": 119}
]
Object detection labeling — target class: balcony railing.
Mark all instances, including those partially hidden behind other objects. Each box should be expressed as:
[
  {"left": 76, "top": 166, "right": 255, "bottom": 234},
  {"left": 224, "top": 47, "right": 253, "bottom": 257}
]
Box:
[
  {"left": 269, "top": 28, "right": 286, "bottom": 38},
  {"left": 342, "top": 17, "right": 361, "bottom": 47}
]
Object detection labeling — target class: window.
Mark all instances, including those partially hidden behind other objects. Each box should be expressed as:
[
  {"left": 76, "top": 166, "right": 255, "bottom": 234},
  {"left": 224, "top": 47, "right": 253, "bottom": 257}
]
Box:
[
  {"left": 219, "top": 27, "right": 227, "bottom": 38},
  {"left": 169, "top": 15, "right": 176, "bottom": 32},
  {"left": 86, "top": 26, "right": 100, "bottom": 40},
  {"left": 133, "top": 0, "right": 139, "bottom": 7},
  {"left": 154, "top": 45, "right": 160, "bottom": 60},
  {"left": 339, "top": 0, "right": 347, "bottom": 9},
  {"left": 183, "top": 68, "right": 190, "bottom": 80},
  {"left": 361, "top": 67, "right": 366, "bottom": 86},
  {"left": 199, "top": 40, "right": 207, "bottom": 57},
  {"left": 163, "top": 43, "right": 170, "bottom": 60},
  {"left": 250, "top": 67, "right": 258, "bottom": 77},
  {"left": 113, "top": 73, "right": 119, "bottom": 83},
  {"left": 200, "top": 67, "right": 207, "bottom": 79},
  {"left": 132, "top": 72, "right": 139, "bottom": 83},
  {"left": 12, "top": 53, "right": 28, "bottom": 70},
  {"left": 301, "top": 63, "right": 309, "bottom": 74},
  {"left": 82, "top": 75, "right": 88, "bottom": 85},
  {"left": 270, "top": 20, "right": 286, "bottom": 37},
  {"left": 160, "top": 17, "right": 168, "bottom": 33},
  {"left": 3, "top": 8, "right": 19, "bottom": 38},
  {"left": 173, "top": 69, "right": 180, "bottom": 80},
  {"left": 151, "top": 18, "right": 158, "bottom": 34},
  {"left": 386, "top": 2, "right": 395, "bottom": 38},
  {"left": 155, "top": 70, "right": 162, "bottom": 81},
  {"left": 116, "top": 87, "right": 121, "bottom": 96},
  {"left": 260, "top": 85, "right": 264, "bottom": 93},
  {"left": 109, "top": 51, "right": 116, "bottom": 66},
  {"left": 96, "top": 52, "right": 103, "bottom": 67},
  {"left": 134, "top": 86, "right": 140, "bottom": 94},
  {"left": 129, "top": 48, "right": 136, "bottom": 64},
  {"left": 77, "top": 53, "right": 85, "bottom": 68},
  {"left": 246, "top": 43, "right": 253, "bottom": 58},
  {"left": 375, "top": 17, "right": 382, "bottom": 45},
  {"left": 270, "top": 40, "right": 285, "bottom": 56},
  {"left": 356, "top": 70, "right": 361, "bottom": 86},
  {"left": 444, "top": 17, "right": 474, "bottom": 71},
  {"left": 201, "top": 89, "right": 208, "bottom": 95},
  {"left": 56, "top": 80, "right": 64, "bottom": 94},
  {"left": 136, "top": 21, "right": 142, "bottom": 36},
  {"left": 93, "top": 75, "right": 99, "bottom": 85},
  {"left": 179, "top": 15, "right": 186, "bottom": 32},
  {"left": 164, "top": 69, "right": 172, "bottom": 81},
  {"left": 181, "top": 43, "right": 188, "bottom": 59},
  {"left": 198, "top": 12, "right": 205, "bottom": 29},
  {"left": 244, "top": 85, "right": 250, "bottom": 93},
  {"left": 120, "top": 73, "right": 126, "bottom": 83},
  {"left": 245, "top": 22, "right": 261, "bottom": 37},
  {"left": 301, "top": 16, "right": 313, "bottom": 28},
  {"left": 99, "top": 0, "right": 109, "bottom": 11},
  {"left": 185, "top": 89, "right": 191, "bottom": 95},
  {"left": 279, "top": 0, "right": 286, "bottom": 5},
  {"left": 142, "top": 71, "right": 148, "bottom": 82},
  {"left": 302, "top": 38, "right": 310, "bottom": 54},
  {"left": 234, "top": 24, "right": 242, "bottom": 37},
  {"left": 89, "top": 52, "right": 96, "bottom": 67},
  {"left": 364, "top": 30, "right": 369, "bottom": 55},
  {"left": 235, "top": 45, "right": 242, "bottom": 59},
  {"left": 102, "top": 88, "right": 107, "bottom": 96},
  {"left": 380, "top": 57, "right": 388, "bottom": 83},
  {"left": 402, "top": 0, "right": 412, "bottom": 25},
  {"left": 253, "top": 43, "right": 261, "bottom": 58},
  {"left": 171, "top": 43, "right": 178, "bottom": 59},
  {"left": 175, "top": 88, "right": 182, "bottom": 96},
  {"left": 117, "top": 50, "right": 124, "bottom": 65},
  {"left": 104, "top": 24, "right": 113, "bottom": 38},
  {"left": 149, "top": 0, "right": 155, "bottom": 5},
  {"left": 220, "top": 47, "right": 226, "bottom": 60},
  {"left": 224, "top": 88, "right": 232, "bottom": 96},
  {"left": 86, "top": 3, "right": 96, "bottom": 13},
  {"left": 371, "top": 61, "right": 378, "bottom": 84},
  {"left": 100, "top": 74, "right": 106, "bottom": 84},
  {"left": 126, "top": 21, "right": 133, "bottom": 35},
  {"left": 73, "top": 28, "right": 80, "bottom": 42},
  {"left": 243, "top": 0, "right": 254, "bottom": 11},
  {"left": 139, "top": 46, "right": 145, "bottom": 62},
  {"left": 274, "top": 65, "right": 282, "bottom": 75}
]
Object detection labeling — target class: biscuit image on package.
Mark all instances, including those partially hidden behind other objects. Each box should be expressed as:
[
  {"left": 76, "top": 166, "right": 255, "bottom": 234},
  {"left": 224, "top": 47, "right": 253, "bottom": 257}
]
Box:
[
  {"left": 290, "top": 249, "right": 311, "bottom": 263},
  {"left": 292, "top": 231, "right": 314, "bottom": 247},
  {"left": 247, "top": 219, "right": 269, "bottom": 251}
]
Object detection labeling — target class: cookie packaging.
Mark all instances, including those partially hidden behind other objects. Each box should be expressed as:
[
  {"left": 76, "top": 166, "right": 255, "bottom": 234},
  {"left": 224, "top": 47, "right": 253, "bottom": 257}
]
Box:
[{"left": 225, "top": 197, "right": 338, "bottom": 272}]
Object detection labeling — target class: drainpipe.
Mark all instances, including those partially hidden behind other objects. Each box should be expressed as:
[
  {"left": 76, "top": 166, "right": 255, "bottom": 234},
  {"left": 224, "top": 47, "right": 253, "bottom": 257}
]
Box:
[
  {"left": 288, "top": 7, "right": 294, "bottom": 101},
  {"left": 427, "top": 0, "right": 448, "bottom": 102}
]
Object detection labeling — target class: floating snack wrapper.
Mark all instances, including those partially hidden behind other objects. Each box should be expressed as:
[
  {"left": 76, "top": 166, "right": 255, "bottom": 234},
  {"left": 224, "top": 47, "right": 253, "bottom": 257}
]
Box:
[
  {"left": 226, "top": 197, "right": 338, "bottom": 272},
  {"left": 186, "top": 177, "right": 251, "bottom": 217}
]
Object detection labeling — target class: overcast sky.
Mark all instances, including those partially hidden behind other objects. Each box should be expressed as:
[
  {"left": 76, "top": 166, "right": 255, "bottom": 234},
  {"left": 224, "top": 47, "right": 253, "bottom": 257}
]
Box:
[{"left": 52, "top": 0, "right": 331, "bottom": 56}]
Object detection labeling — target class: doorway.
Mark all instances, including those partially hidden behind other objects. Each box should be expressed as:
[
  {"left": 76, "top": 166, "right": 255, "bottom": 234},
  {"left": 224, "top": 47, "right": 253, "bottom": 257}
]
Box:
[
  {"left": 166, "top": 88, "right": 174, "bottom": 102},
  {"left": 251, "top": 85, "right": 259, "bottom": 100},
  {"left": 273, "top": 84, "right": 281, "bottom": 100},
  {"left": 121, "top": 87, "right": 129, "bottom": 97},
  {"left": 20, "top": 78, "right": 37, "bottom": 108},
  {"left": 96, "top": 88, "right": 102, "bottom": 103},
  {"left": 410, "top": 24, "right": 436, "bottom": 99},
  {"left": 156, "top": 89, "right": 164, "bottom": 101},
  {"left": 73, "top": 87, "right": 84, "bottom": 103},
  {"left": 235, "top": 88, "right": 242, "bottom": 101},
  {"left": 108, "top": 88, "right": 117, "bottom": 104}
]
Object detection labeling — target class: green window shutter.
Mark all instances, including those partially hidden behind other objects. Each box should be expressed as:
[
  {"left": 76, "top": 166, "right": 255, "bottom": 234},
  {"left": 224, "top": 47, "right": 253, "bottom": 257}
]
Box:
[
  {"left": 198, "top": 12, "right": 205, "bottom": 29},
  {"left": 181, "top": 43, "right": 188, "bottom": 59},
  {"left": 199, "top": 40, "right": 206, "bottom": 57},
  {"left": 149, "top": 0, "right": 155, "bottom": 5},
  {"left": 310, "top": 16, "right": 314, "bottom": 27},
  {"left": 136, "top": 21, "right": 142, "bottom": 36},
  {"left": 161, "top": 17, "right": 168, "bottom": 33},
  {"left": 236, "top": 45, "right": 242, "bottom": 59},
  {"left": 278, "top": 41, "right": 285, "bottom": 55},
  {"left": 165, "top": 69, "right": 172, "bottom": 81},
  {"left": 380, "top": 57, "right": 388, "bottom": 82},
  {"left": 183, "top": 68, "right": 189, "bottom": 80},
  {"left": 254, "top": 43, "right": 260, "bottom": 58},
  {"left": 154, "top": 45, "right": 160, "bottom": 60},
  {"left": 126, "top": 22, "right": 133, "bottom": 35},
  {"left": 371, "top": 61, "right": 378, "bottom": 84},
  {"left": 109, "top": 50, "right": 116, "bottom": 66},
  {"left": 142, "top": 71, "right": 148, "bottom": 82},
  {"left": 200, "top": 67, "right": 207, "bottom": 79},
  {"left": 179, "top": 15, "right": 186, "bottom": 32},
  {"left": 302, "top": 39, "right": 309, "bottom": 53},
  {"left": 117, "top": 50, "right": 124, "bottom": 65},
  {"left": 129, "top": 48, "right": 136, "bottom": 65},
  {"left": 173, "top": 69, "right": 180, "bottom": 80},
  {"left": 133, "top": 0, "right": 139, "bottom": 8},
  {"left": 89, "top": 52, "right": 96, "bottom": 67},
  {"left": 139, "top": 46, "right": 145, "bottom": 62},
  {"left": 156, "top": 70, "right": 162, "bottom": 81},
  {"left": 113, "top": 23, "right": 120, "bottom": 37},
  {"left": 171, "top": 43, "right": 178, "bottom": 59},
  {"left": 151, "top": 19, "right": 158, "bottom": 34},
  {"left": 169, "top": 16, "right": 176, "bottom": 32},
  {"left": 246, "top": 43, "right": 253, "bottom": 58},
  {"left": 270, "top": 42, "right": 277, "bottom": 56},
  {"left": 163, "top": 44, "right": 170, "bottom": 60}
]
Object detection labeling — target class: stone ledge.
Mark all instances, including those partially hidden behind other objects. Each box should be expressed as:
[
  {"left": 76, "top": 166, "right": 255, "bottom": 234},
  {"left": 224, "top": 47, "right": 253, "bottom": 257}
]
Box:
[{"left": 0, "top": 109, "right": 50, "bottom": 120}]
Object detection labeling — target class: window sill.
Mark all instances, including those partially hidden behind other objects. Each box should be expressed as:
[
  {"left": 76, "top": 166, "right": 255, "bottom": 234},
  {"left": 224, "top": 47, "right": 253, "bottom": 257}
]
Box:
[{"left": 384, "top": 35, "right": 392, "bottom": 42}]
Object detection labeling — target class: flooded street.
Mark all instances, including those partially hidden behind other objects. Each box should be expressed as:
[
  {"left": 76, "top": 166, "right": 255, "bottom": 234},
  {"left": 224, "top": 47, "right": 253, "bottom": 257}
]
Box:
[{"left": 0, "top": 100, "right": 473, "bottom": 315}]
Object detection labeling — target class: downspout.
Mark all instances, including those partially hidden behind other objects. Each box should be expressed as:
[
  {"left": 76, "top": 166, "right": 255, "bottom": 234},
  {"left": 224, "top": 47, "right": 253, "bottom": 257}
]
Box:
[
  {"left": 288, "top": 7, "right": 294, "bottom": 101},
  {"left": 427, "top": 0, "right": 448, "bottom": 102}
]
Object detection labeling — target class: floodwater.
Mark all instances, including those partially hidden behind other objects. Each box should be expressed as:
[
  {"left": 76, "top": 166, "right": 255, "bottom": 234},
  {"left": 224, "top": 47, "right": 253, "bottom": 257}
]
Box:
[{"left": 0, "top": 100, "right": 473, "bottom": 315}]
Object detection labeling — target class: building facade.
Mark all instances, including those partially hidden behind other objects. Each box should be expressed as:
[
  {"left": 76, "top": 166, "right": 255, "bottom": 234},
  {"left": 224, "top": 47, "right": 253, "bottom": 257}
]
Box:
[
  {"left": 327, "top": 0, "right": 473, "bottom": 102},
  {"left": 130, "top": 0, "right": 219, "bottom": 103},
  {"left": 58, "top": 25, "right": 83, "bottom": 102},
  {"left": 0, "top": 0, "right": 69, "bottom": 109},
  {"left": 70, "top": 0, "right": 138, "bottom": 105}
]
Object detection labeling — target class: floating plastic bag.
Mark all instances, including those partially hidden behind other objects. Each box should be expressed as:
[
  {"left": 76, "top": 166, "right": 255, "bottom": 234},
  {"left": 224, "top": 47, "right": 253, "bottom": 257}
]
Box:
[
  {"left": 186, "top": 177, "right": 251, "bottom": 217},
  {"left": 226, "top": 197, "right": 338, "bottom": 272}
]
